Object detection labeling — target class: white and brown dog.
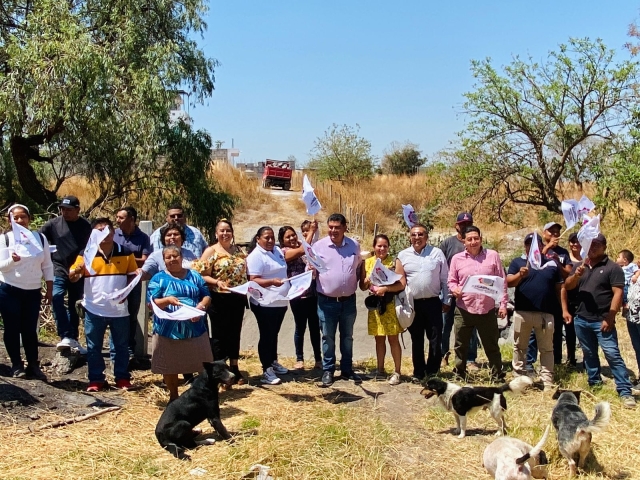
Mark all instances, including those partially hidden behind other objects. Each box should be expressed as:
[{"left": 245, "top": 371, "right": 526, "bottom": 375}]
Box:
[
  {"left": 420, "top": 376, "right": 533, "bottom": 439},
  {"left": 482, "top": 425, "right": 550, "bottom": 480}
]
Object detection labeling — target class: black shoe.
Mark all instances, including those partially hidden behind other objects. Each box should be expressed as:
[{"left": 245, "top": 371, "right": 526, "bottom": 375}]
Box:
[
  {"left": 25, "top": 365, "right": 47, "bottom": 381},
  {"left": 341, "top": 371, "right": 362, "bottom": 385},
  {"left": 320, "top": 371, "right": 334, "bottom": 387},
  {"left": 10, "top": 366, "right": 26, "bottom": 378}
]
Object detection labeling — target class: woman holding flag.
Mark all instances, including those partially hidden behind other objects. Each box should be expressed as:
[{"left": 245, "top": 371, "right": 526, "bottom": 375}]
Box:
[
  {"left": 0, "top": 204, "right": 53, "bottom": 380},
  {"left": 246, "top": 226, "right": 289, "bottom": 385},
  {"left": 360, "top": 234, "right": 405, "bottom": 385},
  {"left": 278, "top": 224, "right": 322, "bottom": 371}
]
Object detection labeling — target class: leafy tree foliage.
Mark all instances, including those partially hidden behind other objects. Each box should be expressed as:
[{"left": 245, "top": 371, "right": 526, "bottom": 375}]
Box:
[
  {"left": 0, "top": 0, "right": 218, "bottom": 213},
  {"left": 452, "top": 38, "right": 639, "bottom": 218},
  {"left": 308, "top": 124, "right": 374, "bottom": 182},
  {"left": 381, "top": 141, "right": 424, "bottom": 175}
]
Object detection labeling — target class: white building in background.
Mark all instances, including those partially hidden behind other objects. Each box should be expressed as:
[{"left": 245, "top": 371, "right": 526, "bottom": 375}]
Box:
[
  {"left": 169, "top": 92, "right": 191, "bottom": 125},
  {"left": 211, "top": 148, "right": 240, "bottom": 163}
]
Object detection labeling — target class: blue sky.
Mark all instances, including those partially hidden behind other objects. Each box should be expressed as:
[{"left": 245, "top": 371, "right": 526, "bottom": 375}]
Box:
[{"left": 189, "top": 1, "right": 639, "bottom": 166}]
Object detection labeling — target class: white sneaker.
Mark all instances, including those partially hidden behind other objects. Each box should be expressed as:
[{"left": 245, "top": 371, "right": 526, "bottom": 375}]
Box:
[
  {"left": 69, "top": 338, "right": 88, "bottom": 355},
  {"left": 271, "top": 361, "right": 288, "bottom": 375},
  {"left": 388, "top": 372, "right": 401, "bottom": 386},
  {"left": 261, "top": 367, "right": 282, "bottom": 385},
  {"left": 56, "top": 337, "right": 73, "bottom": 351}
]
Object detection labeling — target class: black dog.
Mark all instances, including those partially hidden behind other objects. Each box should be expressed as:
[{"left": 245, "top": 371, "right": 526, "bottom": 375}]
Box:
[{"left": 155, "top": 361, "right": 235, "bottom": 458}]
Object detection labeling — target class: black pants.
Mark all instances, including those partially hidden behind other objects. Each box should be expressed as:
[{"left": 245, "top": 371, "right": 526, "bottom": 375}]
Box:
[
  {"left": 407, "top": 297, "right": 443, "bottom": 378},
  {"left": 291, "top": 296, "right": 322, "bottom": 362},
  {"left": 250, "top": 303, "right": 287, "bottom": 371},
  {"left": 209, "top": 292, "right": 247, "bottom": 361},
  {"left": 455, "top": 308, "right": 503, "bottom": 379},
  {"left": 555, "top": 313, "right": 577, "bottom": 364},
  {"left": 0, "top": 283, "right": 41, "bottom": 368}
]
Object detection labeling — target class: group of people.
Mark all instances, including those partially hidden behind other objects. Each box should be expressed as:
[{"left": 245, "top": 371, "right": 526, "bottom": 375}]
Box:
[{"left": 1, "top": 197, "right": 639, "bottom": 408}]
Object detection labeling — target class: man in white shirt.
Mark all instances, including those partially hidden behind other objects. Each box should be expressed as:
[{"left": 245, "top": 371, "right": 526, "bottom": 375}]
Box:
[{"left": 395, "top": 224, "right": 449, "bottom": 381}]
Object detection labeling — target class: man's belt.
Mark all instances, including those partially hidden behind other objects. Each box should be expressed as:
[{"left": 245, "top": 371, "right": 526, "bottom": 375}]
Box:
[{"left": 318, "top": 292, "right": 355, "bottom": 302}]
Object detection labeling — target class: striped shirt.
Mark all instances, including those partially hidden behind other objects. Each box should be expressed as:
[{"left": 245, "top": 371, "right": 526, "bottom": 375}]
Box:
[
  {"left": 147, "top": 270, "right": 210, "bottom": 339},
  {"left": 70, "top": 243, "right": 137, "bottom": 317}
]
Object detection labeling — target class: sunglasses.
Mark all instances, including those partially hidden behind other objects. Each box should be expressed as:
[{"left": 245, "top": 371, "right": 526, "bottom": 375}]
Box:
[{"left": 168, "top": 213, "right": 184, "bottom": 219}]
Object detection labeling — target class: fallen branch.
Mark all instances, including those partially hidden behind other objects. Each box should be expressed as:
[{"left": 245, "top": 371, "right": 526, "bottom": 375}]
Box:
[{"left": 16, "top": 406, "right": 121, "bottom": 434}]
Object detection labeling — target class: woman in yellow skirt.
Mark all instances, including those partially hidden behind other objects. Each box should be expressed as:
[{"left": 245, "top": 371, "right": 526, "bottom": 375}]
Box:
[{"left": 360, "top": 234, "right": 406, "bottom": 385}]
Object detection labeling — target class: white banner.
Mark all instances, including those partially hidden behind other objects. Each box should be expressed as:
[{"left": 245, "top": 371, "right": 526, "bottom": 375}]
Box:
[
  {"left": 577, "top": 214, "right": 600, "bottom": 258},
  {"left": 402, "top": 204, "right": 418, "bottom": 229},
  {"left": 228, "top": 271, "right": 313, "bottom": 305},
  {"left": 10, "top": 214, "right": 43, "bottom": 258},
  {"left": 577, "top": 195, "right": 595, "bottom": 216},
  {"left": 301, "top": 175, "right": 322, "bottom": 216},
  {"left": 99, "top": 272, "right": 142, "bottom": 305},
  {"left": 151, "top": 299, "right": 207, "bottom": 321},
  {"left": 83, "top": 226, "right": 110, "bottom": 275},
  {"left": 369, "top": 257, "right": 402, "bottom": 286},
  {"left": 527, "top": 232, "right": 542, "bottom": 270},
  {"left": 461, "top": 275, "right": 505, "bottom": 304},
  {"left": 300, "top": 238, "right": 328, "bottom": 273}
]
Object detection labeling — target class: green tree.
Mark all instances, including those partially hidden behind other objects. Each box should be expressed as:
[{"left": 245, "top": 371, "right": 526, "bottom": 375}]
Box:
[
  {"left": 381, "top": 141, "right": 424, "bottom": 175},
  {"left": 451, "top": 38, "right": 638, "bottom": 218},
  {"left": 0, "top": 0, "right": 218, "bottom": 211},
  {"left": 308, "top": 124, "right": 374, "bottom": 182}
]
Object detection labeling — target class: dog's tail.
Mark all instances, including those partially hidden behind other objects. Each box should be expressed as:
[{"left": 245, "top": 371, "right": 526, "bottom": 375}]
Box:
[
  {"left": 585, "top": 401, "right": 611, "bottom": 433},
  {"left": 500, "top": 375, "right": 533, "bottom": 395},
  {"left": 515, "top": 424, "right": 550, "bottom": 465}
]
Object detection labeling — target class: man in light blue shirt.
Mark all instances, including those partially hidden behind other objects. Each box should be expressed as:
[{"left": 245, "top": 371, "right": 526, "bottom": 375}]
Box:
[{"left": 149, "top": 203, "right": 208, "bottom": 257}]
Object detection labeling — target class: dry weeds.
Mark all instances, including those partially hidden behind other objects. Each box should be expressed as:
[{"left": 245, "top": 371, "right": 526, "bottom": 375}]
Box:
[{"left": 1, "top": 321, "right": 639, "bottom": 480}]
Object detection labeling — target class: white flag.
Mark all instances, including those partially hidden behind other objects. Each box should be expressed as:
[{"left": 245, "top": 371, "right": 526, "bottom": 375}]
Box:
[
  {"left": 10, "top": 214, "right": 43, "bottom": 258},
  {"left": 560, "top": 200, "right": 580, "bottom": 230},
  {"left": 228, "top": 281, "right": 288, "bottom": 305},
  {"left": 83, "top": 226, "right": 111, "bottom": 275},
  {"left": 284, "top": 270, "right": 313, "bottom": 299},
  {"left": 369, "top": 258, "right": 402, "bottom": 286},
  {"left": 300, "top": 238, "right": 328, "bottom": 273},
  {"left": 151, "top": 299, "right": 207, "bottom": 321},
  {"left": 301, "top": 175, "right": 322, "bottom": 215},
  {"left": 461, "top": 275, "right": 505, "bottom": 304},
  {"left": 527, "top": 232, "right": 543, "bottom": 270},
  {"left": 100, "top": 272, "right": 142, "bottom": 305},
  {"left": 577, "top": 195, "right": 595, "bottom": 216},
  {"left": 402, "top": 204, "right": 418, "bottom": 229},
  {"left": 577, "top": 214, "right": 600, "bottom": 258}
]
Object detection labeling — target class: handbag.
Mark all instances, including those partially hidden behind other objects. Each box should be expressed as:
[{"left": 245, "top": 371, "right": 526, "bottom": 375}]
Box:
[{"left": 394, "top": 286, "right": 415, "bottom": 330}]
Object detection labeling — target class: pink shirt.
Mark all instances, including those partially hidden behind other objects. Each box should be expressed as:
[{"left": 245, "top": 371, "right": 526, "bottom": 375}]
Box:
[{"left": 447, "top": 248, "right": 508, "bottom": 314}]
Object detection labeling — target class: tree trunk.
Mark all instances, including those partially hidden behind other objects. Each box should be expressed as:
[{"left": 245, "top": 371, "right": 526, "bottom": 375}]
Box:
[{"left": 9, "top": 135, "right": 58, "bottom": 208}]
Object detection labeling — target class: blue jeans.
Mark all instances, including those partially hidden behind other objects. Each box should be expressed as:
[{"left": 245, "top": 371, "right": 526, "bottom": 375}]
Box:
[
  {"left": 52, "top": 276, "right": 84, "bottom": 340},
  {"left": 441, "top": 298, "right": 479, "bottom": 361},
  {"left": 626, "top": 320, "right": 640, "bottom": 375},
  {"left": 573, "top": 315, "right": 632, "bottom": 397},
  {"left": 85, "top": 311, "right": 130, "bottom": 383},
  {"left": 317, "top": 294, "right": 357, "bottom": 374}
]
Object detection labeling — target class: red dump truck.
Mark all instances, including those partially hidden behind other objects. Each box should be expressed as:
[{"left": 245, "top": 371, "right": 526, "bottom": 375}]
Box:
[{"left": 262, "top": 159, "right": 293, "bottom": 190}]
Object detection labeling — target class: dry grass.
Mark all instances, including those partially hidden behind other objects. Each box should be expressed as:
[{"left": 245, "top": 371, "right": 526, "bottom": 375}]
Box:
[
  {"left": 210, "top": 162, "right": 271, "bottom": 210},
  {"left": 2, "top": 320, "right": 639, "bottom": 480}
]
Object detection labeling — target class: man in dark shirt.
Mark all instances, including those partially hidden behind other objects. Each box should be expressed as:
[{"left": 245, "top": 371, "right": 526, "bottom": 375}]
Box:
[
  {"left": 438, "top": 212, "right": 479, "bottom": 369},
  {"left": 40, "top": 196, "right": 92, "bottom": 353},
  {"left": 527, "top": 221, "right": 576, "bottom": 366},
  {"left": 564, "top": 233, "right": 636, "bottom": 408},
  {"left": 507, "top": 233, "right": 563, "bottom": 389},
  {"left": 114, "top": 206, "right": 151, "bottom": 356}
]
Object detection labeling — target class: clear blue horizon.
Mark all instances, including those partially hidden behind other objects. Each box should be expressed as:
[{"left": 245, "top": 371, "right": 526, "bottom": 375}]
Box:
[{"left": 189, "top": 1, "right": 638, "bottom": 166}]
